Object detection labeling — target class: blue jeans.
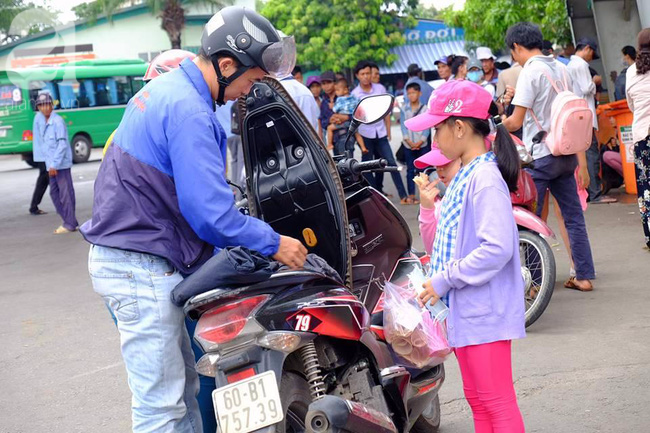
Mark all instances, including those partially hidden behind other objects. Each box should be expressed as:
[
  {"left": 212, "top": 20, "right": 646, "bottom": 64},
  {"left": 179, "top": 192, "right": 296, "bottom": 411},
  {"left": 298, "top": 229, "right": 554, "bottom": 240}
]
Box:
[
  {"left": 527, "top": 154, "right": 596, "bottom": 280},
  {"left": 362, "top": 135, "right": 407, "bottom": 199},
  {"left": 586, "top": 133, "right": 603, "bottom": 200},
  {"left": 88, "top": 245, "right": 202, "bottom": 433},
  {"left": 404, "top": 144, "right": 431, "bottom": 196}
]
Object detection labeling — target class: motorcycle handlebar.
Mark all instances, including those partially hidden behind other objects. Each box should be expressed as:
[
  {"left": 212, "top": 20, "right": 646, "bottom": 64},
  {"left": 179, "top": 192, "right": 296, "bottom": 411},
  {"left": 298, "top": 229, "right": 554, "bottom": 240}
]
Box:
[{"left": 351, "top": 158, "right": 388, "bottom": 174}]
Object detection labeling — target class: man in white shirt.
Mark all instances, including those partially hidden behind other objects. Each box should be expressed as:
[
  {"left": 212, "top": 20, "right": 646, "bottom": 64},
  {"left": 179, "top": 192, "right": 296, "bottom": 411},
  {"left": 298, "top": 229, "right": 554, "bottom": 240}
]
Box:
[
  {"left": 567, "top": 37, "right": 615, "bottom": 203},
  {"left": 502, "top": 22, "right": 595, "bottom": 292},
  {"left": 280, "top": 72, "right": 320, "bottom": 131}
]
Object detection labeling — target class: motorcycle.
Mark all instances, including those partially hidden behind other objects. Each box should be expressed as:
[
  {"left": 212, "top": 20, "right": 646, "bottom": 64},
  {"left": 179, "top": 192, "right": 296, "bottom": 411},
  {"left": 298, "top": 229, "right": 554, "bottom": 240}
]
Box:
[
  {"left": 182, "top": 79, "right": 445, "bottom": 433},
  {"left": 510, "top": 132, "right": 557, "bottom": 328}
]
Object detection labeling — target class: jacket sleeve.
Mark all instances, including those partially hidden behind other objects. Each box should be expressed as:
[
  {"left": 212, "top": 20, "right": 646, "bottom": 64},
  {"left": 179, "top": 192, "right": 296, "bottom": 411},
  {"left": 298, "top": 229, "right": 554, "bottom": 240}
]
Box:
[
  {"left": 429, "top": 184, "right": 515, "bottom": 298},
  {"left": 418, "top": 202, "right": 439, "bottom": 255},
  {"left": 167, "top": 111, "right": 280, "bottom": 257},
  {"left": 400, "top": 108, "right": 408, "bottom": 138},
  {"left": 49, "top": 119, "right": 69, "bottom": 170}
]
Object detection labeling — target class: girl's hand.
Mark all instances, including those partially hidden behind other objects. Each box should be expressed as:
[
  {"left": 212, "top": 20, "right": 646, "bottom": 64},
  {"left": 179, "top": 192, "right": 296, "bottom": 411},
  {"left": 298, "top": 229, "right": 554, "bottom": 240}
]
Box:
[
  {"left": 414, "top": 173, "right": 439, "bottom": 209},
  {"left": 418, "top": 279, "right": 440, "bottom": 307},
  {"left": 578, "top": 165, "right": 590, "bottom": 189}
]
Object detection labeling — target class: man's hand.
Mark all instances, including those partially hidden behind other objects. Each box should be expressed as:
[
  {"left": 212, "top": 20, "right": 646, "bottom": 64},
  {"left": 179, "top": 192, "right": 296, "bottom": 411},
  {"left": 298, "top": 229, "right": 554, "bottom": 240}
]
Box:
[
  {"left": 273, "top": 235, "right": 308, "bottom": 270},
  {"left": 502, "top": 85, "right": 515, "bottom": 105},
  {"left": 593, "top": 75, "right": 602, "bottom": 86},
  {"left": 48, "top": 168, "right": 57, "bottom": 177}
]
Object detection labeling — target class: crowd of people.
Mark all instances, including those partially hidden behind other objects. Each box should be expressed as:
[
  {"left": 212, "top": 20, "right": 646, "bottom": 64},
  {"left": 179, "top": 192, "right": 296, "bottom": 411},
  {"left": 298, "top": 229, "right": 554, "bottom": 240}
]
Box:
[{"left": 22, "top": 4, "right": 650, "bottom": 432}]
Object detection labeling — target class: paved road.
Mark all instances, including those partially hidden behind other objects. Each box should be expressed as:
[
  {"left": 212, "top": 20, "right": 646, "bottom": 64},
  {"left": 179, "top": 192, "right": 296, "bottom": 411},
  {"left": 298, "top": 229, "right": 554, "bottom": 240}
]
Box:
[{"left": 0, "top": 140, "right": 648, "bottom": 432}]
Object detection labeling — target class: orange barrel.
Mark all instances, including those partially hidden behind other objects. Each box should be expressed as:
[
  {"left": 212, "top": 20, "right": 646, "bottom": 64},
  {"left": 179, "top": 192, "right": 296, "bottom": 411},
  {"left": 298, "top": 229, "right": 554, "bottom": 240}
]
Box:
[{"left": 598, "top": 100, "right": 636, "bottom": 195}]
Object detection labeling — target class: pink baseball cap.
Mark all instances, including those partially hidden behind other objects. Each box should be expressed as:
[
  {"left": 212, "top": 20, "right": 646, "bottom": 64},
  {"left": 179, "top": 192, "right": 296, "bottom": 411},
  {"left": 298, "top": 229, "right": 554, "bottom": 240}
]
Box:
[
  {"left": 414, "top": 143, "right": 452, "bottom": 169},
  {"left": 405, "top": 80, "right": 492, "bottom": 132}
]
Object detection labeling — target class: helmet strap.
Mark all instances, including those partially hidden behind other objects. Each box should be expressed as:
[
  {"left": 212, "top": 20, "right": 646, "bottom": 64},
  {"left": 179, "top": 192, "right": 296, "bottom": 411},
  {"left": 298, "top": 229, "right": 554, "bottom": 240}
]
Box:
[{"left": 211, "top": 55, "right": 251, "bottom": 107}]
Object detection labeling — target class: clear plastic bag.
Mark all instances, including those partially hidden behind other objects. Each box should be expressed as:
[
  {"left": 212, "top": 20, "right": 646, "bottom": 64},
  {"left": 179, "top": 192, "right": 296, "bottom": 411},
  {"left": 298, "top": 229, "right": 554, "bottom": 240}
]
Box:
[{"left": 383, "top": 280, "right": 451, "bottom": 369}]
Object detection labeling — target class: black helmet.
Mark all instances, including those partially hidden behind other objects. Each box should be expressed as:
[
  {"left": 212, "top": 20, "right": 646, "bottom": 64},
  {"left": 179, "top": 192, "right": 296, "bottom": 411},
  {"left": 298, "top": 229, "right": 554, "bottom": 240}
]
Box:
[{"left": 201, "top": 6, "right": 296, "bottom": 105}]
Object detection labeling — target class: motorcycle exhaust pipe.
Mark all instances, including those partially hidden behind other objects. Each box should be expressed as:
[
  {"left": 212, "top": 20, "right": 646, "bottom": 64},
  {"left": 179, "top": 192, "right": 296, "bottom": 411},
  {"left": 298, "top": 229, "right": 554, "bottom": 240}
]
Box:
[{"left": 305, "top": 395, "right": 397, "bottom": 433}]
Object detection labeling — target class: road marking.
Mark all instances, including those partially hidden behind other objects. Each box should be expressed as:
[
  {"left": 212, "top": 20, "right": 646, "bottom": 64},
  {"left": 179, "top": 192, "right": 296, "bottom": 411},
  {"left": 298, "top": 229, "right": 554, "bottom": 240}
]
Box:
[{"left": 69, "top": 361, "right": 123, "bottom": 380}]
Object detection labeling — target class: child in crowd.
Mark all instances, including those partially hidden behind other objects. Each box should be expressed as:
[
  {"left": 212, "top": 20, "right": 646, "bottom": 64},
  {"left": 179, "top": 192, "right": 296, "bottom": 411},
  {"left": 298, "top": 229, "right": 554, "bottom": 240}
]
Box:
[
  {"left": 413, "top": 146, "right": 461, "bottom": 255},
  {"left": 400, "top": 82, "right": 431, "bottom": 205},
  {"left": 327, "top": 78, "right": 367, "bottom": 154},
  {"left": 406, "top": 79, "right": 526, "bottom": 433}
]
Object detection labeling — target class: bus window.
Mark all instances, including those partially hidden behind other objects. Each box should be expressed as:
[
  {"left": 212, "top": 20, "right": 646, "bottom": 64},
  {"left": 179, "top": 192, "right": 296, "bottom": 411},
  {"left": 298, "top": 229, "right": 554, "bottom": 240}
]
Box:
[
  {"left": 28, "top": 81, "right": 60, "bottom": 110},
  {"left": 130, "top": 76, "right": 145, "bottom": 96},
  {"left": 104, "top": 76, "right": 130, "bottom": 105},
  {"left": 0, "top": 84, "right": 22, "bottom": 107},
  {"left": 57, "top": 80, "right": 81, "bottom": 109},
  {"left": 56, "top": 79, "right": 96, "bottom": 108}
]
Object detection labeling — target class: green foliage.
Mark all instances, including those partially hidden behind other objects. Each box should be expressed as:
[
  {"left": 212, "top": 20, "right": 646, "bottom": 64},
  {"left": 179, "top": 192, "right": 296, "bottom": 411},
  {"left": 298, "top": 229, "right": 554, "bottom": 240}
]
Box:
[
  {"left": 443, "top": 0, "right": 571, "bottom": 52},
  {"left": 72, "top": 1, "right": 104, "bottom": 24},
  {"left": 413, "top": 3, "right": 441, "bottom": 20},
  {"left": 261, "top": 0, "right": 418, "bottom": 72},
  {"left": 1, "top": 0, "right": 56, "bottom": 45}
]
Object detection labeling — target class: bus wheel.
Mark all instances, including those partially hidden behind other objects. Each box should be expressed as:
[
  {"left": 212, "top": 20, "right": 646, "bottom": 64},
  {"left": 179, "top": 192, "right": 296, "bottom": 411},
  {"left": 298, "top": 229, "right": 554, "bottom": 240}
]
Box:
[{"left": 72, "top": 135, "right": 91, "bottom": 163}]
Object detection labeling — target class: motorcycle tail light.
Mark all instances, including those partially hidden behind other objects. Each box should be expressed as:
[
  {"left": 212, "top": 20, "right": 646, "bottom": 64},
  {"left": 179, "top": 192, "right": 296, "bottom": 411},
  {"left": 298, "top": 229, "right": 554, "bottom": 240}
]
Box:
[
  {"left": 195, "top": 295, "right": 269, "bottom": 348},
  {"left": 196, "top": 353, "right": 220, "bottom": 377},
  {"left": 257, "top": 331, "right": 302, "bottom": 353},
  {"left": 22, "top": 130, "right": 33, "bottom": 141}
]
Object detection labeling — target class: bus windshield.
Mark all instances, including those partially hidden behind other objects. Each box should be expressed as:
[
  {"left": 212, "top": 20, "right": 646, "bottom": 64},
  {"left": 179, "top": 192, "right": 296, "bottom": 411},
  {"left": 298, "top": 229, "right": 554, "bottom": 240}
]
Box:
[{"left": 0, "top": 84, "right": 23, "bottom": 106}]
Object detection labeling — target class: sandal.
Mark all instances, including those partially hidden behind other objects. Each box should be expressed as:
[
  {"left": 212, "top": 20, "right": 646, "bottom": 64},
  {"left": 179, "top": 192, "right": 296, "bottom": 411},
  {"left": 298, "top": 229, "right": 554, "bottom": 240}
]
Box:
[
  {"left": 408, "top": 195, "right": 420, "bottom": 205},
  {"left": 400, "top": 197, "right": 410, "bottom": 205},
  {"left": 29, "top": 209, "right": 47, "bottom": 215},
  {"left": 53, "top": 225, "right": 76, "bottom": 235},
  {"left": 564, "top": 277, "right": 593, "bottom": 292}
]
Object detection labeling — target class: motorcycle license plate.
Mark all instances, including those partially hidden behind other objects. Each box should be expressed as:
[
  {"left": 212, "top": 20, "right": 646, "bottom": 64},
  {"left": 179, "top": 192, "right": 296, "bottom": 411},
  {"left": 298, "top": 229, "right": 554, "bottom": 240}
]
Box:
[{"left": 213, "top": 371, "right": 283, "bottom": 433}]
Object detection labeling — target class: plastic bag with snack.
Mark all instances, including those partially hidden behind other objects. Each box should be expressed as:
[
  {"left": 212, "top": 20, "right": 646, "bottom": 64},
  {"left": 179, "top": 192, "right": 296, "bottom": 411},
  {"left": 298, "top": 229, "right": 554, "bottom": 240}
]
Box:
[{"left": 383, "top": 280, "right": 451, "bottom": 369}]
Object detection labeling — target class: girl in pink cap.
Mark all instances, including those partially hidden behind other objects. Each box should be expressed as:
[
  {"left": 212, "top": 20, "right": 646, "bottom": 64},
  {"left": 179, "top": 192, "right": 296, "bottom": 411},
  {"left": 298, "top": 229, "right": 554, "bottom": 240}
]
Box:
[
  {"left": 413, "top": 146, "right": 461, "bottom": 255},
  {"left": 406, "top": 79, "right": 526, "bottom": 433}
]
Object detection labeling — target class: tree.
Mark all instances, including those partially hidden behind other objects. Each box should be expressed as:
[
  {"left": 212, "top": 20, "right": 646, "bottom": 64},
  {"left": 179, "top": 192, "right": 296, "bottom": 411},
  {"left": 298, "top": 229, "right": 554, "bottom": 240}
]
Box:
[
  {"left": 443, "top": 0, "right": 571, "bottom": 52},
  {"left": 413, "top": 3, "right": 441, "bottom": 20},
  {"left": 76, "top": 0, "right": 233, "bottom": 49},
  {"left": 1, "top": 0, "right": 56, "bottom": 45},
  {"left": 261, "top": 0, "right": 418, "bottom": 72}
]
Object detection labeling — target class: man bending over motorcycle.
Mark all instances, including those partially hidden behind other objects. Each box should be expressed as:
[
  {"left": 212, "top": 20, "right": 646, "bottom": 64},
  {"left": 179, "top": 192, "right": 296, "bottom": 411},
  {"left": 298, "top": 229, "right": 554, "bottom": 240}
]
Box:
[{"left": 80, "top": 7, "right": 306, "bottom": 432}]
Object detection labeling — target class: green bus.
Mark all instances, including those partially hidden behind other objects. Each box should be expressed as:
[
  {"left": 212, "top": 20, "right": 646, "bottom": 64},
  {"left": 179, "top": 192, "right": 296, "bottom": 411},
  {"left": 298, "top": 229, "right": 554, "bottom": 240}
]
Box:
[{"left": 0, "top": 59, "right": 148, "bottom": 165}]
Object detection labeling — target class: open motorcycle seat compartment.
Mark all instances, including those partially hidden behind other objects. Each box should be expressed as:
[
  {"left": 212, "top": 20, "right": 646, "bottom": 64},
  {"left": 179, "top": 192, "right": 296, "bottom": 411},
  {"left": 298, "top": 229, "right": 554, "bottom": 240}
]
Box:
[{"left": 238, "top": 79, "right": 351, "bottom": 285}]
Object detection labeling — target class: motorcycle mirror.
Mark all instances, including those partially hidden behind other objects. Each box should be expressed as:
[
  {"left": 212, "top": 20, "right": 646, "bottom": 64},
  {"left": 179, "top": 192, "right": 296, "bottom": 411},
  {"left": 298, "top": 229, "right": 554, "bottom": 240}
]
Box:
[{"left": 352, "top": 94, "right": 395, "bottom": 125}]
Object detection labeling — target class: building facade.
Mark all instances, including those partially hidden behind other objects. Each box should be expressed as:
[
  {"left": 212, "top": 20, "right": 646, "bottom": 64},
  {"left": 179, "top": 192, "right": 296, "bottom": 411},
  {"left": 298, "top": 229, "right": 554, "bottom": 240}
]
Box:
[{"left": 0, "top": 1, "right": 253, "bottom": 70}]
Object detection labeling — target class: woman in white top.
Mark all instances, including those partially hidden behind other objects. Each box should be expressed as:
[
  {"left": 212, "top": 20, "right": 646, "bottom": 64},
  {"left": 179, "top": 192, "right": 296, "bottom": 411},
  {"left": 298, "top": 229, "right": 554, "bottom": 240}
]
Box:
[{"left": 626, "top": 28, "right": 650, "bottom": 249}]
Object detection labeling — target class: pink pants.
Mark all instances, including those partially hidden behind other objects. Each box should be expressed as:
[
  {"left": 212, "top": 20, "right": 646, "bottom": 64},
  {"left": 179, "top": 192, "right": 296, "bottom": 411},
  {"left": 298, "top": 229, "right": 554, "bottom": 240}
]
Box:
[
  {"left": 602, "top": 151, "right": 623, "bottom": 176},
  {"left": 455, "top": 340, "right": 525, "bottom": 433}
]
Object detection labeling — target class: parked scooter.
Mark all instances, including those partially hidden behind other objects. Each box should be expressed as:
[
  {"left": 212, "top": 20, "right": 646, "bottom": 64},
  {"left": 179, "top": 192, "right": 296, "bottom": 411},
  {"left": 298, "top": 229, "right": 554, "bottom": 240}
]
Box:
[
  {"left": 181, "top": 80, "right": 445, "bottom": 433},
  {"left": 509, "top": 131, "right": 557, "bottom": 327}
]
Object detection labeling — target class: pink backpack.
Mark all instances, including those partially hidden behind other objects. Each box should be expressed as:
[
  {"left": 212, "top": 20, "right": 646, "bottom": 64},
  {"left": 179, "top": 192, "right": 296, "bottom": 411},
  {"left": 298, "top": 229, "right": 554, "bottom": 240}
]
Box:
[{"left": 531, "top": 67, "right": 593, "bottom": 156}]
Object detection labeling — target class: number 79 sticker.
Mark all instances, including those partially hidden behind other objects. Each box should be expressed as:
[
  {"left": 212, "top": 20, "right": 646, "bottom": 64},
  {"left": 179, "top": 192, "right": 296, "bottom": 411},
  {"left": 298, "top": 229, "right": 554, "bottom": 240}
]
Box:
[
  {"left": 294, "top": 314, "right": 312, "bottom": 331},
  {"left": 288, "top": 311, "right": 321, "bottom": 332}
]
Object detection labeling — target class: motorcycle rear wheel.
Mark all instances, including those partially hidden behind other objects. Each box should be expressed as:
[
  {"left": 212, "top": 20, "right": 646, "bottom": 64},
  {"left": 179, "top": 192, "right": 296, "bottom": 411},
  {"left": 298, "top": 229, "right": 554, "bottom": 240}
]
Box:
[
  {"left": 519, "top": 230, "right": 556, "bottom": 327},
  {"left": 276, "top": 371, "right": 312, "bottom": 433},
  {"left": 411, "top": 394, "right": 441, "bottom": 432}
]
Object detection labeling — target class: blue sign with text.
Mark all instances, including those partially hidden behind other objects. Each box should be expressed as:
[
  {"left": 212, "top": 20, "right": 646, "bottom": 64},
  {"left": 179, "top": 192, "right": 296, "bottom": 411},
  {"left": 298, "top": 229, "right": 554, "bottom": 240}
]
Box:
[{"left": 404, "top": 20, "right": 464, "bottom": 44}]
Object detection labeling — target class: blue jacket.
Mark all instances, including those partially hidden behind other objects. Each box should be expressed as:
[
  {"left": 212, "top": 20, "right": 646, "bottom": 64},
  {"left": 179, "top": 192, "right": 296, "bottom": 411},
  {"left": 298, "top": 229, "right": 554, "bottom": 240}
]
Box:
[
  {"left": 32, "top": 112, "right": 46, "bottom": 163},
  {"left": 81, "top": 59, "right": 280, "bottom": 273},
  {"left": 34, "top": 112, "right": 72, "bottom": 169}
]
